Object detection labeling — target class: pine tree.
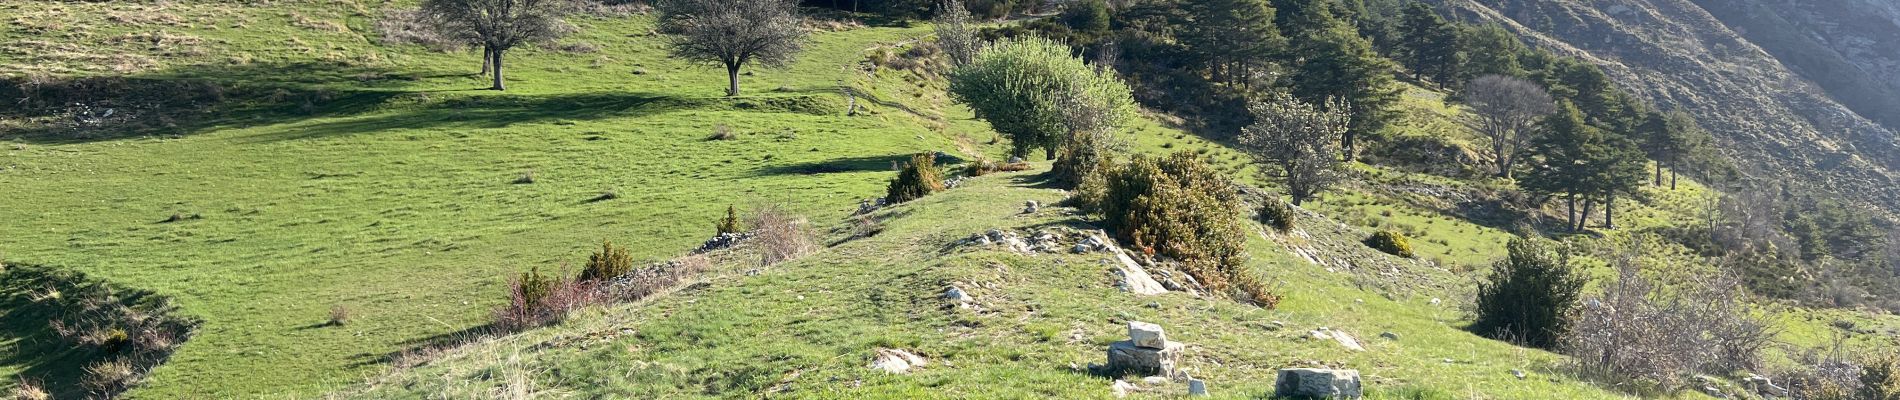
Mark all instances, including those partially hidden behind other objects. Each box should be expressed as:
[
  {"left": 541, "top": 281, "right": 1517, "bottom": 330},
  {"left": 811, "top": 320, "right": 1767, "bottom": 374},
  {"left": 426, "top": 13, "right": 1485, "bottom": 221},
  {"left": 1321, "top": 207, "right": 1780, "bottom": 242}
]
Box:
[
  {"left": 1284, "top": 7, "right": 1399, "bottom": 161},
  {"left": 1521, "top": 102, "right": 1645, "bottom": 231},
  {"left": 1457, "top": 24, "right": 1523, "bottom": 81},
  {"left": 1396, "top": 2, "right": 1461, "bottom": 86},
  {"left": 1179, "top": 0, "right": 1284, "bottom": 86}
]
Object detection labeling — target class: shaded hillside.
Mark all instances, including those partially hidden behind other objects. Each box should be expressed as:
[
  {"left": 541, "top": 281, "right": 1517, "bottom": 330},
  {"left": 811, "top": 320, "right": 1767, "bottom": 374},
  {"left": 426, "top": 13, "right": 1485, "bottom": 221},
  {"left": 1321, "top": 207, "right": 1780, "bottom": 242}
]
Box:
[{"left": 1440, "top": 0, "right": 1900, "bottom": 214}]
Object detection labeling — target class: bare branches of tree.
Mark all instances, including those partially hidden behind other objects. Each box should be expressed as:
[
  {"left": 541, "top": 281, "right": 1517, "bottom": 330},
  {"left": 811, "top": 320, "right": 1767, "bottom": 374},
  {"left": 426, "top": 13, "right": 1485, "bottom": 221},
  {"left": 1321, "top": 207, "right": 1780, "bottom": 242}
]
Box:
[
  {"left": 421, "top": 0, "right": 574, "bottom": 91},
  {"left": 1464, "top": 74, "right": 1556, "bottom": 178},
  {"left": 656, "top": 0, "right": 809, "bottom": 96}
]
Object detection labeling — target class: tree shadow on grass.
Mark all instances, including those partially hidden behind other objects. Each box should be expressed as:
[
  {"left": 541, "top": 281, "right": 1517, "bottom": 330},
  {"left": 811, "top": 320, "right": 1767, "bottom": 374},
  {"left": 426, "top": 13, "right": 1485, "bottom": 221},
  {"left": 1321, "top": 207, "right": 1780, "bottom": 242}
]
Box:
[
  {"left": 752, "top": 153, "right": 967, "bottom": 176},
  {"left": 0, "top": 61, "right": 468, "bottom": 144},
  {"left": 0, "top": 264, "right": 198, "bottom": 399},
  {"left": 247, "top": 92, "right": 703, "bottom": 142}
]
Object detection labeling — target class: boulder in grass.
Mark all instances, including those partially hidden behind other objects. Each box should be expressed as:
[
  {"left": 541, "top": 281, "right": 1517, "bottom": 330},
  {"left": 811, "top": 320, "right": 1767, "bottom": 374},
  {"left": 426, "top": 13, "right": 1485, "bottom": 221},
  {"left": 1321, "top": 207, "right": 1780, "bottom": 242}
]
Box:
[
  {"left": 1127, "top": 321, "right": 1168, "bottom": 349},
  {"left": 1274, "top": 368, "right": 1362, "bottom": 399},
  {"left": 1106, "top": 340, "right": 1183, "bottom": 376},
  {"left": 870, "top": 348, "right": 927, "bottom": 374}
]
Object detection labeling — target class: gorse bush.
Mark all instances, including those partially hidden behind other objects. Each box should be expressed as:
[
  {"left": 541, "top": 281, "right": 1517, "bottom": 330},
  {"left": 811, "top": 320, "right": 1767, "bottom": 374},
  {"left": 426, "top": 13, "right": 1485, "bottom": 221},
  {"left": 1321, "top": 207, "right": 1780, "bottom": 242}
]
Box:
[
  {"left": 885, "top": 153, "right": 946, "bottom": 204},
  {"left": 715, "top": 205, "right": 743, "bottom": 235},
  {"left": 1259, "top": 200, "right": 1296, "bottom": 232},
  {"left": 1473, "top": 238, "right": 1584, "bottom": 350},
  {"left": 1092, "top": 152, "right": 1270, "bottom": 305},
  {"left": 1364, "top": 230, "right": 1414, "bottom": 258},
  {"left": 579, "top": 240, "right": 635, "bottom": 281}
]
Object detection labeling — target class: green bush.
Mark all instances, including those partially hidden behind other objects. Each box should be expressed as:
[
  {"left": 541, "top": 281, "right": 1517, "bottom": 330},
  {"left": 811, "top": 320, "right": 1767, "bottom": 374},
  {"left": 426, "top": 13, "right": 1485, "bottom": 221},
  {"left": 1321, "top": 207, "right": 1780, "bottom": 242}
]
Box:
[
  {"left": 578, "top": 240, "right": 634, "bottom": 281},
  {"left": 1863, "top": 352, "right": 1900, "bottom": 400},
  {"left": 1058, "top": 0, "right": 1109, "bottom": 34},
  {"left": 885, "top": 153, "right": 946, "bottom": 203},
  {"left": 714, "top": 205, "right": 743, "bottom": 235},
  {"left": 1259, "top": 200, "right": 1296, "bottom": 232},
  {"left": 1364, "top": 230, "right": 1413, "bottom": 258},
  {"left": 1472, "top": 239, "right": 1585, "bottom": 350},
  {"left": 517, "top": 266, "right": 556, "bottom": 307},
  {"left": 1094, "top": 152, "right": 1269, "bottom": 305}
]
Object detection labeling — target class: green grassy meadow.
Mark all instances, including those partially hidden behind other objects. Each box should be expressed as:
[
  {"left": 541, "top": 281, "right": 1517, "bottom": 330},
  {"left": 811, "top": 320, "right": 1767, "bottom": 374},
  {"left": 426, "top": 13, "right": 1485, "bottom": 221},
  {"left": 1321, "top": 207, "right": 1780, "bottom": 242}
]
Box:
[{"left": 2, "top": 1, "right": 1895, "bottom": 399}]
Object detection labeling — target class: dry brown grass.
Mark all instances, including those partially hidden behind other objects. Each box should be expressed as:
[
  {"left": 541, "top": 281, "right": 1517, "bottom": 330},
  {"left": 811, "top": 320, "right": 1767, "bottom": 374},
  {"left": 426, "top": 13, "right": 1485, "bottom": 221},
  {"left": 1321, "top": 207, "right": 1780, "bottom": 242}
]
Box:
[{"left": 748, "top": 203, "right": 816, "bottom": 267}]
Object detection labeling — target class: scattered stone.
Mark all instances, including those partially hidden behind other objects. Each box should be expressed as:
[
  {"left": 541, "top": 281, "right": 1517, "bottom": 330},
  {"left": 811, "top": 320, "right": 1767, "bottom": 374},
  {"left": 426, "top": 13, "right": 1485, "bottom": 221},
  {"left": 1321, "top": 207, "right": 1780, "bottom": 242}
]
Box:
[
  {"left": 1022, "top": 200, "right": 1041, "bottom": 214},
  {"left": 869, "top": 348, "right": 927, "bottom": 374},
  {"left": 1511, "top": 369, "right": 1526, "bottom": 380},
  {"left": 1111, "top": 379, "right": 1138, "bottom": 398},
  {"left": 1128, "top": 321, "right": 1168, "bottom": 349},
  {"left": 943, "top": 286, "right": 973, "bottom": 304},
  {"left": 1379, "top": 332, "right": 1399, "bottom": 341},
  {"left": 1428, "top": 298, "right": 1441, "bottom": 306},
  {"left": 1142, "top": 376, "right": 1170, "bottom": 385},
  {"left": 1187, "top": 379, "right": 1208, "bottom": 396},
  {"left": 1008, "top": 156, "right": 1024, "bottom": 164},
  {"left": 1308, "top": 328, "right": 1365, "bottom": 351},
  {"left": 1144, "top": 301, "right": 1161, "bottom": 309},
  {"left": 696, "top": 232, "right": 751, "bottom": 253},
  {"left": 1113, "top": 261, "right": 1168, "bottom": 296},
  {"left": 1106, "top": 340, "right": 1185, "bottom": 376},
  {"left": 1275, "top": 368, "right": 1362, "bottom": 399},
  {"left": 1744, "top": 374, "right": 1787, "bottom": 397},
  {"left": 943, "top": 176, "right": 968, "bottom": 189}
]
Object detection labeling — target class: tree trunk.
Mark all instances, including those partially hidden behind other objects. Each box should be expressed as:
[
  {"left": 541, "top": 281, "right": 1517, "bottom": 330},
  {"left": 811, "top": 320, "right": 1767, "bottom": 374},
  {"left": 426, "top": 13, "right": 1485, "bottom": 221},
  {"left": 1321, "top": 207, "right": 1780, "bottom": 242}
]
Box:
[
  {"left": 490, "top": 48, "right": 506, "bottom": 91},
  {"left": 481, "top": 46, "right": 493, "bottom": 76},
  {"left": 1654, "top": 162, "right": 1663, "bottom": 186},
  {"left": 726, "top": 63, "right": 741, "bottom": 97},
  {"left": 1578, "top": 199, "right": 1595, "bottom": 232},
  {"left": 1604, "top": 195, "right": 1616, "bottom": 229},
  {"left": 1342, "top": 132, "right": 1357, "bottom": 162},
  {"left": 1565, "top": 193, "right": 1577, "bottom": 231},
  {"left": 1671, "top": 170, "right": 1679, "bottom": 190}
]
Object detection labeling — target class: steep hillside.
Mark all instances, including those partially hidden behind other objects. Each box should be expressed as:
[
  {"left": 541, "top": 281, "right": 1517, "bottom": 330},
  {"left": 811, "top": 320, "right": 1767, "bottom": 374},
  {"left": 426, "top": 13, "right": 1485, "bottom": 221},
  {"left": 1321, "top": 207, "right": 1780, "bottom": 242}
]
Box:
[
  {"left": 1441, "top": 0, "right": 1900, "bottom": 213},
  {"left": 1691, "top": 0, "right": 1900, "bottom": 132}
]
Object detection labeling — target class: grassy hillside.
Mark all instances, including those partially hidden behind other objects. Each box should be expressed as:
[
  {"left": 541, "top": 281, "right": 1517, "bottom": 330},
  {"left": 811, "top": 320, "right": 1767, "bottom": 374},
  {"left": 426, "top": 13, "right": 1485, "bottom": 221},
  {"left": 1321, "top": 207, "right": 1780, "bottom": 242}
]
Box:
[
  {"left": 3, "top": 1, "right": 1896, "bottom": 399},
  {"left": 0, "top": 1, "right": 992, "bottom": 397}
]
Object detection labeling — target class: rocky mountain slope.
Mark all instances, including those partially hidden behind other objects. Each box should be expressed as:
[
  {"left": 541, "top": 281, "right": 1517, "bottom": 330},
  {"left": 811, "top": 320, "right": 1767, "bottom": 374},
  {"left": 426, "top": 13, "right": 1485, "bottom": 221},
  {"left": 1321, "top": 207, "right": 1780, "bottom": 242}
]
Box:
[{"left": 1441, "top": 0, "right": 1900, "bottom": 213}]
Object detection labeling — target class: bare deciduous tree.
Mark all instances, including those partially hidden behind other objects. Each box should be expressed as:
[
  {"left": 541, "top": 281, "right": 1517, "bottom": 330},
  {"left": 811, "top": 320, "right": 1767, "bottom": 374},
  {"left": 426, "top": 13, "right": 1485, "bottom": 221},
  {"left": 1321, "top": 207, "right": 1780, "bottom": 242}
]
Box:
[
  {"left": 934, "top": 0, "right": 980, "bottom": 67},
  {"left": 657, "top": 0, "right": 809, "bottom": 97},
  {"left": 1464, "top": 74, "right": 1556, "bottom": 178},
  {"left": 1240, "top": 93, "right": 1349, "bottom": 206},
  {"left": 421, "top": 0, "right": 574, "bottom": 91}
]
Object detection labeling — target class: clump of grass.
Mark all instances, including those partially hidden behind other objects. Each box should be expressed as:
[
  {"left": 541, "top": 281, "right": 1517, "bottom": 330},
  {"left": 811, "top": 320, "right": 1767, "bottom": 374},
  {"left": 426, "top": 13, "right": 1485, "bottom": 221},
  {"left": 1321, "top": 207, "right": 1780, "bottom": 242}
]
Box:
[
  {"left": 513, "top": 170, "right": 536, "bottom": 184},
  {"left": 707, "top": 124, "right": 737, "bottom": 141},
  {"left": 327, "top": 304, "right": 352, "bottom": 327},
  {"left": 83, "top": 358, "right": 137, "bottom": 393},
  {"left": 578, "top": 240, "right": 634, "bottom": 281},
  {"left": 9, "top": 382, "right": 50, "bottom": 400},
  {"left": 749, "top": 203, "right": 815, "bottom": 267}
]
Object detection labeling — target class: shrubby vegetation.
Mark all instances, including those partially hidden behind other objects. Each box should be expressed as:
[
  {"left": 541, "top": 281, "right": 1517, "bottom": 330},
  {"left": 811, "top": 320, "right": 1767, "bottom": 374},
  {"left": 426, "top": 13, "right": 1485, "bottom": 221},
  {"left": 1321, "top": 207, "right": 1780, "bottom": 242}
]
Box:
[
  {"left": 420, "top": 0, "right": 574, "bottom": 90},
  {"left": 1563, "top": 248, "right": 1771, "bottom": 394},
  {"left": 1258, "top": 199, "right": 1296, "bottom": 232},
  {"left": 885, "top": 153, "right": 946, "bottom": 204},
  {"left": 1085, "top": 152, "right": 1276, "bottom": 307},
  {"left": 579, "top": 240, "right": 635, "bottom": 281},
  {"left": 1363, "top": 230, "right": 1413, "bottom": 258},
  {"left": 948, "top": 36, "right": 1135, "bottom": 162},
  {"left": 1472, "top": 238, "right": 1583, "bottom": 350}
]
